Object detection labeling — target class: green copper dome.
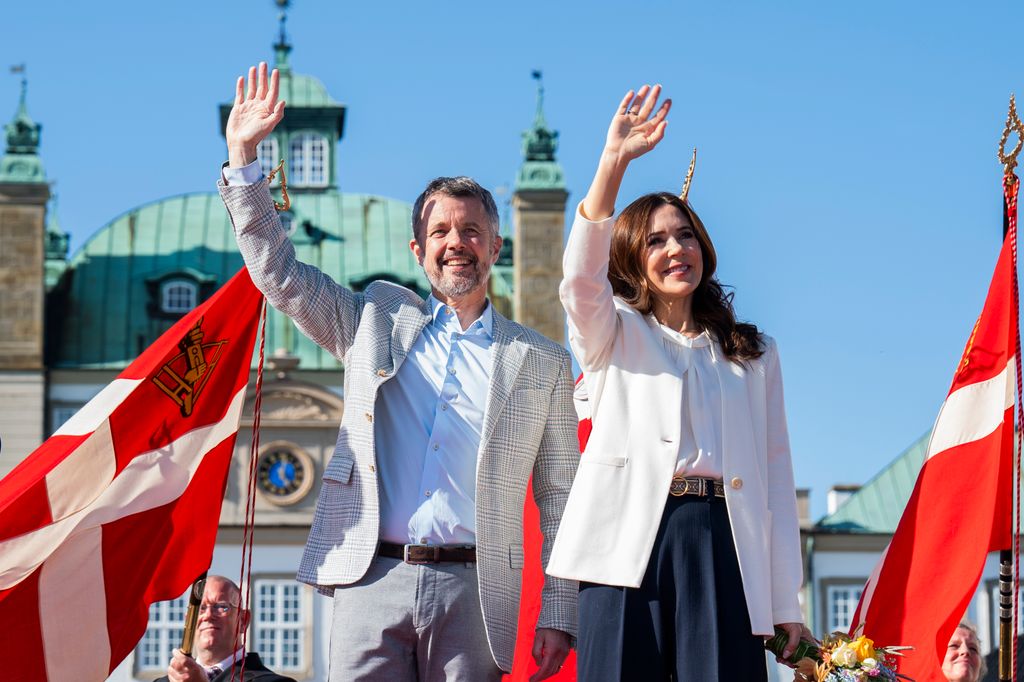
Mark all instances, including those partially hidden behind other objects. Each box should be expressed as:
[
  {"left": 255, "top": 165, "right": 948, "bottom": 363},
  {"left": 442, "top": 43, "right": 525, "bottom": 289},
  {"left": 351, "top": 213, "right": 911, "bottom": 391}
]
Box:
[
  {"left": 49, "top": 189, "right": 426, "bottom": 370},
  {"left": 279, "top": 71, "right": 336, "bottom": 108}
]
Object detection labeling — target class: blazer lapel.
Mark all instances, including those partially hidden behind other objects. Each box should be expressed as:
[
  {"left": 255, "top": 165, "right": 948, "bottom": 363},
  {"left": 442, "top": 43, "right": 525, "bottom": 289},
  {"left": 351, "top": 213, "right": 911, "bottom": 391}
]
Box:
[
  {"left": 390, "top": 297, "right": 432, "bottom": 371},
  {"left": 481, "top": 313, "right": 527, "bottom": 446}
]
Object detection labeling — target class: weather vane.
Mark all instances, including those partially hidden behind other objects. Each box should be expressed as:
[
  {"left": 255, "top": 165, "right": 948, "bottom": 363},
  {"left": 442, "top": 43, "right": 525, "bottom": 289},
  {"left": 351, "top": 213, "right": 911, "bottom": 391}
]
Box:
[
  {"left": 10, "top": 63, "right": 26, "bottom": 93},
  {"left": 275, "top": 0, "right": 290, "bottom": 47}
]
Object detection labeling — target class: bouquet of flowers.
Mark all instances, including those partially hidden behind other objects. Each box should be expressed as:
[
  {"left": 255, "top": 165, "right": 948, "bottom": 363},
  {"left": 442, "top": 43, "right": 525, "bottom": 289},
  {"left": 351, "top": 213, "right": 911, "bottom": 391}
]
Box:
[{"left": 765, "top": 627, "right": 912, "bottom": 681}]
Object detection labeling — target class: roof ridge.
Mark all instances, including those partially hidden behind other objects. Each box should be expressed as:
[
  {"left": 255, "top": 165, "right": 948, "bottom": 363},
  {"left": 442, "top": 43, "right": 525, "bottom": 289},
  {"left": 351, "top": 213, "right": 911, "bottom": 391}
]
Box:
[{"left": 815, "top": 429, "right": 931, "bottom": 532}]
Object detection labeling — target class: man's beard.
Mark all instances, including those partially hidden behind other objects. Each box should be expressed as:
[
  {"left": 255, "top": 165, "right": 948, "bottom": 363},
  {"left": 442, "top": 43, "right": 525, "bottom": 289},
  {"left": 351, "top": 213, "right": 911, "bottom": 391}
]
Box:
[{"left": 424, "top": 254, "right": 493, "bottom": 299}]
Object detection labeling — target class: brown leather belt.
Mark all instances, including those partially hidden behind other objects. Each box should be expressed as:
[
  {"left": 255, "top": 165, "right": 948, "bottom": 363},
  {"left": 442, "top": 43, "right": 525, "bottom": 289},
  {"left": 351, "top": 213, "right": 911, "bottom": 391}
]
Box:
[
  {"left": 379, "top": 542, "right": 477, "bottom": 564},
  {"left": 670, "top": 476, "right": 726, "bottom": 498}
]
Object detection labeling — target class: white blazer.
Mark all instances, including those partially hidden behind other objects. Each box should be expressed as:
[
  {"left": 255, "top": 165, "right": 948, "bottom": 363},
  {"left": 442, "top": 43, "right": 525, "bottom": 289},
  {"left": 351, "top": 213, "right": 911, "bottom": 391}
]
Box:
[{"left": 546, "top": 207, "right": 803, "bottom": 634}]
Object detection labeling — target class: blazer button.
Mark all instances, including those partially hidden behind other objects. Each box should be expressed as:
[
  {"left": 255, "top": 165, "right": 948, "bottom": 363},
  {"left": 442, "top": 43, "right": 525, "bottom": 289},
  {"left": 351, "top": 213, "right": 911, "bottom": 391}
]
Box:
[
  {"left": 376, "top": 369, "right": 388, "bottom": 377},
  {"left": 365, "top": 412, "right": 373, "bottom": 422},
  {"left": 730, "top": 477, "right": 743, "bottom": 490},
  {"left": 368, "top": 464, "right": 376, "bottom": 472}
]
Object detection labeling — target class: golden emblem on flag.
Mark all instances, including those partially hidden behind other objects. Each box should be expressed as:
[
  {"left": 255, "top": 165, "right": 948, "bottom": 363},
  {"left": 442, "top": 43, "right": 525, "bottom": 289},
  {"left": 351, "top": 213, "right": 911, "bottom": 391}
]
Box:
[
  {"left": 152, "top": 317, "right": 229, "bottom": 416},
  {"left": 956, "top": 315, "right": 982, "bottom": 378}
]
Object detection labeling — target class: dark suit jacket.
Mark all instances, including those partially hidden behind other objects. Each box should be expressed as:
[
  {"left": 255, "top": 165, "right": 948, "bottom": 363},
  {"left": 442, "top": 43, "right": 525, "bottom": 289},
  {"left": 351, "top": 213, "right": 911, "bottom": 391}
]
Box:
[{"left": 154, "top": 652, "right": 296, "bottom": 682}]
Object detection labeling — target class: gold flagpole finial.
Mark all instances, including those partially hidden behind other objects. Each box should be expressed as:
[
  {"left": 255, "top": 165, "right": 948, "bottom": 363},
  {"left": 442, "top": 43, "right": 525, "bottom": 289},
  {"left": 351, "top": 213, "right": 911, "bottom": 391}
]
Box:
[
  {"left": 998, "top": 94, "right": 1023, "bottom": 178},
  {"left": 267, "top": 159, "right": 291, "bottom": 212},
  {"left": 680, "top": 148, "right": 697, "bottom": 203}
]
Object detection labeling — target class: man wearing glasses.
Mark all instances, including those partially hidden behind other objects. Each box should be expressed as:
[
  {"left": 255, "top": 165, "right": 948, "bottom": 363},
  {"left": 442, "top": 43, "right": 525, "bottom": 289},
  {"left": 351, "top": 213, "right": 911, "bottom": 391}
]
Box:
[{"left": 156, "top": 576, "right": 296, "bottom": 682}]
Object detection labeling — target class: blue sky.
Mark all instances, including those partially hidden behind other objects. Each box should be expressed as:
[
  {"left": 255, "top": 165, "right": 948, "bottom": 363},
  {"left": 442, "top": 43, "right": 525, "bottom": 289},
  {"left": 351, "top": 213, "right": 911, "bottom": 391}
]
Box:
[{"left": 4, "top": 0, "right": 1022, "bottom": 519}]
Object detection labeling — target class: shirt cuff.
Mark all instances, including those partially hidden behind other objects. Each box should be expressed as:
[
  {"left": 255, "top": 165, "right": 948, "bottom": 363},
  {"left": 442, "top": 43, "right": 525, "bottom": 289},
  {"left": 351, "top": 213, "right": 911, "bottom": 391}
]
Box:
[{"left": 221, "top": 160, "right": 264, "bottom": 186}]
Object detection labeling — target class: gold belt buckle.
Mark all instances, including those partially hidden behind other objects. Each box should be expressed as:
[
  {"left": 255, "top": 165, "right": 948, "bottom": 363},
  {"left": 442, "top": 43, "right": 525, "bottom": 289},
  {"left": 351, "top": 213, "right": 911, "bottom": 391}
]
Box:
[
  {"left": 671, "top": 475, "right": 697, "bottom": 497},
  {"left": 670, "top": 476, "right": 712, "bottom": 497}
]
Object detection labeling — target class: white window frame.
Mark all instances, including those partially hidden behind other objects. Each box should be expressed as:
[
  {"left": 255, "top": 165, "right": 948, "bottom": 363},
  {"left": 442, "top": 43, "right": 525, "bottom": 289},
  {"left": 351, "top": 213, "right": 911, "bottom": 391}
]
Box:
[
  {"left": 135, "top": 590, "right": 188, "bottom": 673},
  {"left": 252, "top": 577, "right": 312, "bottom": 674},
  {"left": 257, "top": 137, "right": 280, "bottom": 184},
  {"left": 288, "top": 133, "right": 329, "bottom": 187},
  {"left": 161, "top": 280, "right": 198, "bottom": 314},
  {"left": 825, "top": 584, "right": 863, "bottom": 633}
]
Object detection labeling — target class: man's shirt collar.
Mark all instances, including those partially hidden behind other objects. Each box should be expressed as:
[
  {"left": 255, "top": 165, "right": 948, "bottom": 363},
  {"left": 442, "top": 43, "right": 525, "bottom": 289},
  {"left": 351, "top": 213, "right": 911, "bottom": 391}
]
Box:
[{"left": 427, "top": 295, "right": 493, "bottom": 338}]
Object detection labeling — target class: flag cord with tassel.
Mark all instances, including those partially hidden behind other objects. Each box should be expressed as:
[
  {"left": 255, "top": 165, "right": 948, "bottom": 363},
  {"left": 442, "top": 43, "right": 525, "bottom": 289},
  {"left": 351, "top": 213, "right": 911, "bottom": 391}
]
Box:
[
  {"left": 1012, "top": 172, "right": 1022, "bottom": 682},
  {"left": 1005, "top": 171, "right": 1022, "bottom": 682},
  {"left": 232, "top": 297, "right": 269, "bottom": 682},
  {"left": 175, "top": 296, "right": 268, "bottom": 679}
]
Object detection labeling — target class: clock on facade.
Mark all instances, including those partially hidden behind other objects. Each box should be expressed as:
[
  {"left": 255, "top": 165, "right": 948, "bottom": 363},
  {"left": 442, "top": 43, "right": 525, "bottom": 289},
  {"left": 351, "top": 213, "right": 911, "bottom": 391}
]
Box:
[{"left": 256, "top": 443, "right": 315, "bottom": 505}]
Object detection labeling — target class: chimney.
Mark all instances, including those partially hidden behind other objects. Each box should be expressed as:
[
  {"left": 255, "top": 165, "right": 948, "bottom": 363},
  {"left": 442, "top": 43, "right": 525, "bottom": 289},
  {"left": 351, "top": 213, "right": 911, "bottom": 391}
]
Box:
[
  {"left": 827, "top": 484, "right": 860, "bottom": 515},
  {"left": 795, "top": 488, "right": 811, "bottom": 528}
]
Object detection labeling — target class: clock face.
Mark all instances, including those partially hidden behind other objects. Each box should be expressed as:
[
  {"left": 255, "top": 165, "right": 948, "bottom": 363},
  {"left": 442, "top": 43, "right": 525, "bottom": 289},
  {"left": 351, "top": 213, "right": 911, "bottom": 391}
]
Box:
[{"left": 257, "top": 446, "right": 314, "bottom": 505}]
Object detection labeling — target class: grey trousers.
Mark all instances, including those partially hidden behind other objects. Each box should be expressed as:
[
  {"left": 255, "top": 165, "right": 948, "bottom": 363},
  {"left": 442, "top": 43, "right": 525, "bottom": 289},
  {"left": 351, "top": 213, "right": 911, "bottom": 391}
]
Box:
[{"left": 329, "top": 556, "right": 503, "bottom": 681}]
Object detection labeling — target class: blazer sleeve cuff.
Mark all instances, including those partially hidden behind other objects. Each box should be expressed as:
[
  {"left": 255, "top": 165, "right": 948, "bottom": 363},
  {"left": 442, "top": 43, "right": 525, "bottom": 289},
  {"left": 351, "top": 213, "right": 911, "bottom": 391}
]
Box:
[{"left": 771, "top": 606, "right": 804, "bottom": 625}]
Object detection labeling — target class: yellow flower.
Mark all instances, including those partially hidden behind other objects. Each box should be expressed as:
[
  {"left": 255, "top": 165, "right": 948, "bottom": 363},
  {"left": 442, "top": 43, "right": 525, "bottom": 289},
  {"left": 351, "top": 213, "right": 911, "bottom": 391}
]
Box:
[{"left": 851, "top": 636, "right": 876, "bottom": 662}]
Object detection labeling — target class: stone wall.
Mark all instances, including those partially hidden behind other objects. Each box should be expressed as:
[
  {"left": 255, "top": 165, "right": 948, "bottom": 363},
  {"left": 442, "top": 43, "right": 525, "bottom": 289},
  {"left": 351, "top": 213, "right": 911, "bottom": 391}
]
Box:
[{"left": 0, "top": 183, "right": 48, "bottom": 369}]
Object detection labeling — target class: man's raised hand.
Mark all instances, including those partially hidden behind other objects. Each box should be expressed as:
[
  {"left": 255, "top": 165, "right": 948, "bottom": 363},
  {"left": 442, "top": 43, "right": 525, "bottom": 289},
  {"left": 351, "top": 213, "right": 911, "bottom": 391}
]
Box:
[{"left": 225, "top": 62, "right": 285, "bottom": 168}]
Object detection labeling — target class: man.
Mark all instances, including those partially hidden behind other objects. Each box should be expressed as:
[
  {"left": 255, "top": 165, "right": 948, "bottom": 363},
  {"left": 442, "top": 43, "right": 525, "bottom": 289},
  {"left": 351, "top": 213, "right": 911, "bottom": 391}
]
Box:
[
  {"left": 157, "top": 576, "right": 295, "bottom": 682},
  {"left": 217, "top": 62, "right": 578, "bottom": 681}
]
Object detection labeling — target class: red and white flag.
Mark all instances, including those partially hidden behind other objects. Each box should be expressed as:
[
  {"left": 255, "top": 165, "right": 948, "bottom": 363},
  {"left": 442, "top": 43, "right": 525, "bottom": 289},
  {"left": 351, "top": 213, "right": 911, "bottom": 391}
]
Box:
[
  {"left": 0, "top": 269, "right": 264, "bottom": 682},
  {"left": 506, "top": 376, "right": 590, "bottom": 681},
  {"left": 851, "top": 229, "right": 1017, "bottom": 680}
]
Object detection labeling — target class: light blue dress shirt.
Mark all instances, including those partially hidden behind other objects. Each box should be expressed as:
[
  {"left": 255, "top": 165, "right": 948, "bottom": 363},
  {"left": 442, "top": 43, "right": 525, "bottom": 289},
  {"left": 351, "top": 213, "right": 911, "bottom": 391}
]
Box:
[
  {"left": 224, "top": 160, "right": 493, "bottom": 545},
  {"left": 375, "top": 297, "right": 493, "bottom": 545}
]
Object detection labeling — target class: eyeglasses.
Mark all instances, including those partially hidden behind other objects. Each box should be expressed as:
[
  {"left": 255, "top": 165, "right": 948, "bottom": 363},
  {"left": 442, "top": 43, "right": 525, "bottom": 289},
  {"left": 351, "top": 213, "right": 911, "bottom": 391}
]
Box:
[{"left": 198, "top": 602, "right": 237, "bottom": 616}]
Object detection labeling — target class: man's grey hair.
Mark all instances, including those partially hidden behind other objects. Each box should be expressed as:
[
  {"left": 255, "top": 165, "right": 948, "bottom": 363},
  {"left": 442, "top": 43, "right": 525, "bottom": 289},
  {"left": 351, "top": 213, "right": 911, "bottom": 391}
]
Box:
[{"left": 412, "top": 176, "right": 500, "bottom": 241}]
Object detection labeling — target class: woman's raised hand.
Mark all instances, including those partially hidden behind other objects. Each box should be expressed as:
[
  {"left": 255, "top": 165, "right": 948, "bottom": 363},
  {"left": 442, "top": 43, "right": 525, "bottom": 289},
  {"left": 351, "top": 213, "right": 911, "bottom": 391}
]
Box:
[
  {"left": 604, "top": 84, "right": 671, "bottom": 163},
  {"left": 581, "top": 84, "right": 671, "bottom": 221},
  {"left": 225, "top": 62, "right": 286, "bottom": 168}
]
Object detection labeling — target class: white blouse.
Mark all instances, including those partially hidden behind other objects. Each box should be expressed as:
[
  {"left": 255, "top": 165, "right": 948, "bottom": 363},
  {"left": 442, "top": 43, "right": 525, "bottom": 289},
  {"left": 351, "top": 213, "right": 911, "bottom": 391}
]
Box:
[{"left": 649, "top": 317, "right": 724, "bottom": 479}]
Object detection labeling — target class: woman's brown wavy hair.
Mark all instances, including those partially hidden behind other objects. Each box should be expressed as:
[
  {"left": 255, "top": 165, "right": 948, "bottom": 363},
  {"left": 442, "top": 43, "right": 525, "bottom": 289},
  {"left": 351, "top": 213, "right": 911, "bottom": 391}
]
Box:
[{"left": 608, "top": 192, "right": 764, "bottom": 362}]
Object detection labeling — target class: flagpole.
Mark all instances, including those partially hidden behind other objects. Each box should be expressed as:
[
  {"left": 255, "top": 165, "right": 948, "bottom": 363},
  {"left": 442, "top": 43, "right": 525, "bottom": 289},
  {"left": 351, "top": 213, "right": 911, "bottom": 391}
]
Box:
[
  {"left": 997, "top": 94, "right": 1023, "bottom": 682},
  {"left": 180, "top": 572, "right": 207, "bottom": 656}
]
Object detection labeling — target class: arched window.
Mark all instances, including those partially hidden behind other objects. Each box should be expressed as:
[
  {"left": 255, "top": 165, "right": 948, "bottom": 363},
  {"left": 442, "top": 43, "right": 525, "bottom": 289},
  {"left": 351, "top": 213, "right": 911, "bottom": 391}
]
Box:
[
  {"left": 289, "top": 133, "right": 328, "bottom": 186},
  {"left": 257, "top": 137, "right": 280, "bottom": 183},
  {"left": 161, "top": 280, "right": 197, "bottom": 314}
]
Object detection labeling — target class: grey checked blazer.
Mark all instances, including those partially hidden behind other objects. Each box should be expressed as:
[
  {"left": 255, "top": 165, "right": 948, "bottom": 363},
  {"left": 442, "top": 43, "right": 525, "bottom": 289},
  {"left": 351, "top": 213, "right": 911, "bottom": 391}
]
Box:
[{"left": 220, "top": 180, "right": 579, "bottom": 672}]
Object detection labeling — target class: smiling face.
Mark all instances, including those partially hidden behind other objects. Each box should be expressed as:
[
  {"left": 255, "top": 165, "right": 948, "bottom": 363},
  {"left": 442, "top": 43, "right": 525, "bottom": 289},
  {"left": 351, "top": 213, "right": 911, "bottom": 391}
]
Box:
[
  {"left": 195, "top": 576, "right": 249, "bottom": 666},
  {"left": 410, "top": 194, "right": 502, "bottom": 303},
  {"left": 942, "top": 626, "right": 982, "bottom": 682},
  {"left": 642, "top": 204, "right": 703, "bottom": 309}
]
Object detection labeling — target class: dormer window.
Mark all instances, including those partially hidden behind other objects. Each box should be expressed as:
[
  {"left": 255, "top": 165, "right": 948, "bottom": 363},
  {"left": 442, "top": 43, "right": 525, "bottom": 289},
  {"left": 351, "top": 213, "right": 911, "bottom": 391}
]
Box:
[
  {"left": 257, "top": 137, "right": 280, "bottom": 183},
  {"left": 289, "top": 133, "right": 328, "bottom": 187},
  {"left": 146, "top": 270, "right": 216, "bottom": 320},
  {"left": 161, "top": 280, "right": 198, "bottom": 314}
]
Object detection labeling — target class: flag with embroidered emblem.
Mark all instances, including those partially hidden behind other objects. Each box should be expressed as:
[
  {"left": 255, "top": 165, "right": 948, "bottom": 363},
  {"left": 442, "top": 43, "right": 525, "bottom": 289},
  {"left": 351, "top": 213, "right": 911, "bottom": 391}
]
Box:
[
  {"left": 850, "top": 224, "right": 1017, "bottom": 680},
  {"left": 0, "top": 268, "right": 264, "bottom": 682}
]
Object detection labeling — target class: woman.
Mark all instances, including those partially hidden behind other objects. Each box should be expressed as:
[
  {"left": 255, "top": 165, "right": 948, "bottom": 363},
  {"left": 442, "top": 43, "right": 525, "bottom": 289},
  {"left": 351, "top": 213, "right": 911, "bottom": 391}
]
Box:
[
  {"left": 943, "top": 622, "right": 985, "bottom": 682},
  {"left": 546, "top": 84, "right": 804, "bottom": 681}
]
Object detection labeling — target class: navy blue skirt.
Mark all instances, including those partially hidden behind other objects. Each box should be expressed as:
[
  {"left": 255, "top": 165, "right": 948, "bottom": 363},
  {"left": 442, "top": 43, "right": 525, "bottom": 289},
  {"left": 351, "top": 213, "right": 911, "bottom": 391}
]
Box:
[{"left": 576, "top": 493, "right": 768, "bottom": 682}]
